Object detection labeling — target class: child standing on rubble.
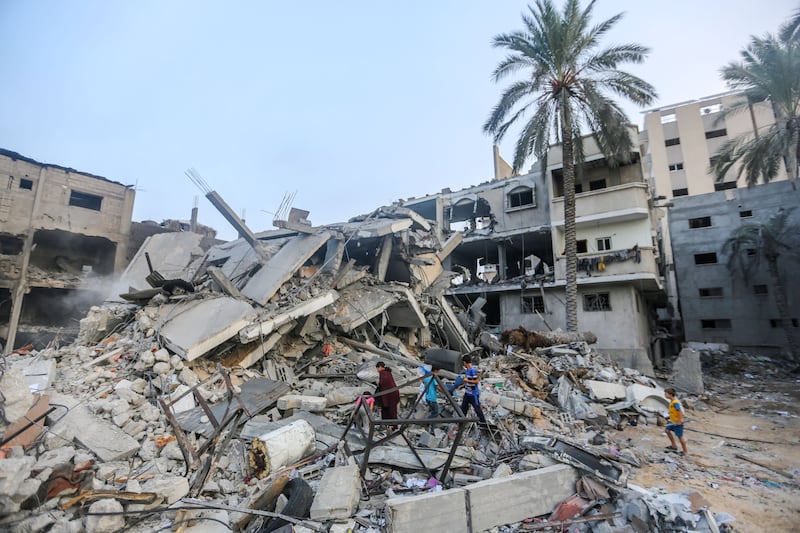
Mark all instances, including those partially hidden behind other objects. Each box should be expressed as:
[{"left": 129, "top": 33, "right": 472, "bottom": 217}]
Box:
[
  {"left": 460, "top": 356, "right": 487, "bottom": 424},
  {"left": 422, "top": 367, "right": 444, "bottom": 418},
  {"left": 663, "top": 387, "right": 688, "bottom": 455},
  {"left": 375, "top": 361, "right": 400, "bottom": 430}
]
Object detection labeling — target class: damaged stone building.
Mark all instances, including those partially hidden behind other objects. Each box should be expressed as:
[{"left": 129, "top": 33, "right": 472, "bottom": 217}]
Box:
[
  {"left": 402, "top": 127, "right": 666, "bottom": 374},
  {"left": 0, "top": 148, "right": 135, "bottom": 352}
]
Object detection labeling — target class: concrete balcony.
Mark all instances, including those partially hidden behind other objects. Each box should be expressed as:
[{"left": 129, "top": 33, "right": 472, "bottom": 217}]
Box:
[
  {"left": 552, "top": 246, "right": 662, "bottom": 291},
  {"left": 551, "top": 182, "right": 651, "bottom": 228}
]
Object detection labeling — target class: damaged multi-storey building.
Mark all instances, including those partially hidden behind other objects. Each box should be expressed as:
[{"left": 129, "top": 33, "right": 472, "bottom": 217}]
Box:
[
  {"left": 402, "top": 127, "right": 667, "bottom": 374},
  {"left": 0, "top": 148, "right": 135, "bottom": 353}
]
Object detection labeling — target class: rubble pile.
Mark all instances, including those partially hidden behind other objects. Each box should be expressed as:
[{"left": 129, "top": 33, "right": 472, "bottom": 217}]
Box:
[{"left": 0, "top": 207, "right": 740, "bottom": 532}]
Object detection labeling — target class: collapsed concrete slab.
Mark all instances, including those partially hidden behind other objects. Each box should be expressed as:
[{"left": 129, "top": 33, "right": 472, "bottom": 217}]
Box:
[
  {"left": 238, "top": 289, "right": 338, "bottom": 343},
  {"left": 386, "top": 487, "right": 468, "bottom": 533},
  {"left": 110, "top": 232, "right": 203, "bottom": 297},
  {"left": 585, "top": 380, "right": 627, "bottom": 401},
  {"left": 50, "top": 394, "right": 140, "bottom": 462},
  {"left": 158, "top": 297, "right": 255, "bottom": 361},
  {"left": 241, "top": 232, "right": 332, "bottom": 305},
  {"left": 326, "top": 283, "right": 399, "bottom": 331},
  {"left": 385, "top": 285, "right": 428, "bottom": 328}
]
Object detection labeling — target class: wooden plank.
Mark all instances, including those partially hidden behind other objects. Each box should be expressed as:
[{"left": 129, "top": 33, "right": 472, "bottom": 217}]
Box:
[{"left": 0, "top": 394, "right": 50, "bottom": 454}]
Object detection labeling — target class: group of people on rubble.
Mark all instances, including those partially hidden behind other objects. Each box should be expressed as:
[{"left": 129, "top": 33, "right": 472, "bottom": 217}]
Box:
[{"left": 371, "top": 356, "right": 487, "bottom": 430}]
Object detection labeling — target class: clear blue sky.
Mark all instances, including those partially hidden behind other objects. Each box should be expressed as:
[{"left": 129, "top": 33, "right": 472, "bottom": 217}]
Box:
[{"left": 0, "top": 1, "right": 795, "bottom": 240}]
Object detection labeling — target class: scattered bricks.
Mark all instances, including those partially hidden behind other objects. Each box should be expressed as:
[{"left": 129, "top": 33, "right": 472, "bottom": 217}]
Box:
[
  {"left": 297, "top": 462, "right": 325, "bottom": 480},
  {"left": 277, "top": 394, "right": 327, "bottom": 412},
  {"left": 465, "top": 464, "right": 579, "bottom": 532},
  {"left": 385, "top": 487, "right": 468, "bottom": 533},
  {"left": 309, "top": 464, "right": 361, "bottom": 520}
]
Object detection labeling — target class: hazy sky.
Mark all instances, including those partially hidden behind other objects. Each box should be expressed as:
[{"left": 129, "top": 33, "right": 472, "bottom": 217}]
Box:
[{"left": 0, "top": 1, "right": 795, "bottom": 240}]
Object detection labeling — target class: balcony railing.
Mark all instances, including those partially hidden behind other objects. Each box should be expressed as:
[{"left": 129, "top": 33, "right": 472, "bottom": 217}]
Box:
[{"left": 552, "top": 246, "right": 660, "bottom": 282}]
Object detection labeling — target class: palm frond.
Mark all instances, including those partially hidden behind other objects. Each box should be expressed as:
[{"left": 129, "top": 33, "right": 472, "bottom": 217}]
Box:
[{"left": 710, "top": 127, "right": 789, "bottom": 185}]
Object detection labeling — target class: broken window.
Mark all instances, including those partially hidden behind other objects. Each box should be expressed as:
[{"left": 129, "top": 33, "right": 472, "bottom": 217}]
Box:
[
  {"left": 694, "top": 252, "right": 717, "bottom": 265},
  {"left": 19, "top": 178, "right": 33, "bottom": 190},
  {"left": 688, "top": 216, "right": 711, "bottom": 229},
  {"left": 583, "top": 293, "right": 611, "bottom": 311},
  {"left": 740, "top": 210, "right": 753, "bottom": 218},
  {"left": 69, "top": 190, "right": 103, "bottom": 211},
  {"left": 705, "top": 128, "right": 727, "bottom": 139},
  {"left": 576, "top": 239, "right": 588, "bottom": 254},
  {"left": 521, "top": 295, "right": 545, "bottom": 314},
  {"left": 702, "top": 319, "right": 731, "bottom": 329},
  {"left": 507, "top": 186, "right": 535, "bottom": 209},
  {"left": 770, "top": 318, "right": 799, "bottom": 328}
]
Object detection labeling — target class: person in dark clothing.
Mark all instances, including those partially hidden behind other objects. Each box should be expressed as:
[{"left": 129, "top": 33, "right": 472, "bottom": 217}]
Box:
[{"left": 375, "top": 361, "right": 400, "bottom": 428}]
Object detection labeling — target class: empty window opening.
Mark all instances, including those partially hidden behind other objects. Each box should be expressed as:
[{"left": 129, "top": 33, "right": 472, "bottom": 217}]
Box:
[
  {"left": 19, "top": 178, "right": 33, "bottom": 190},
  {"left": 699, "top": 287, "right": 723, "bottom": 298},
  {"left": 589, "top": 179, "right": 607, "bottom": 191},
  {"left": 508, "top": 187, "right": 534, "bottom": 208},
  {"left": 584, "top": 293, "right": 611, "bottom": 311},
  {"left": 665, "top": 137, "right": 681, "bottom": 147},
  {"left": 714, "top": 181, "right": 736, "bottom": 191},
  {"left": 705, "top": 129, "right": 727, "bottom": 139},
  {"left": 673, "top": 188, "right": 688, "bottom": 197},
  {"left": 740, "top": 210, "right": 753, "bottom": 218},
  {"left": 694, "top": 252, "right": 718, "bottom": 265},
  {"left": 753, "top": 284, "right": 768, "bottom": 295},
  {"left": 575, "top": 183, "right": 583, "bottom": 193},
  {"left": 660, "top": 113, "right": 676, "bottom": 124},
  {"left": 689, "top": 216, "right": 711, "bottom": 229},
  {"left": 521, "top": 295, "right": 545, "bottom": 314},
  {"left": 668, "top": 162, "right": 684, "bottom": 172},
  {"left": 770, "top": 318, "right": 799, "bottom": 328},
  {"left": 596, "top": 237, "right": 612, "bottom": 251},
  {"left": 69, "top": 190, "right": 103, "bottom": 211},
  {"left": 701, "top": 319, "right": 731, "bottom": 329},
  {"left": 576, "top": 239, "right": 588, "bottom": 254}
]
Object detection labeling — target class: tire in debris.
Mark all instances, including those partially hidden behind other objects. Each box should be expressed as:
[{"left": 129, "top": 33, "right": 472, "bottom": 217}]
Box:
[{"left": 262, "top": 477, "right": 314, "bottom": 532}]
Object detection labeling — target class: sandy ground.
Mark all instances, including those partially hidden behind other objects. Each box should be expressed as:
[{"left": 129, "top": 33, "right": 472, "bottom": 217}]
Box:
[{"left": 611, "top": 354, "right": 800, "bottom": 532}]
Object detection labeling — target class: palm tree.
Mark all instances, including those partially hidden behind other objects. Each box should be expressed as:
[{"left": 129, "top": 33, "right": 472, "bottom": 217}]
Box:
[
  {"left": 780, "top": 5, "right": 800, "bottom": 43},
  {"left": 722, "top": 207, "right": 800, "bottom": 364},
  {"left": 711, "top": 31, "right": 800, "bottom": 187},
  {"left": 483, "top": 0, "right": 656, "bottom": 331}
]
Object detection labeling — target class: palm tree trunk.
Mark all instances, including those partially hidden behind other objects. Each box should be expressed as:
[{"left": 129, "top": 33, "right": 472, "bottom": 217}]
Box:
[
  {"left": 560, "top": 99, "right": 578, "bottom": 332},
  {"left": 766, "top": 257, "right": 800, "bottom": 363}
]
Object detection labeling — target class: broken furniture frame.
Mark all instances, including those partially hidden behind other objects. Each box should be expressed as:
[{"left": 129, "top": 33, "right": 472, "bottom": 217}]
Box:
[
  {"left": 157, "top": 365, "right": 252, "bottom": 477},
  {"left": 340, "top": 372, "right": 479, "bottom": 484}
]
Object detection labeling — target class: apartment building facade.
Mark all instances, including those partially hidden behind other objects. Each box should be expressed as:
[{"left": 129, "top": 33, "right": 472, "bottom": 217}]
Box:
[
  {"left": 667, "top": 181, "right": 800, "bottom": 353},
  {"left": 0, "top": 148, "right": 135, "bottom": 352},
  {"left": 641, "top": 91, "right": 792, "bottom": 351},
  {"left": 403, "top": 128, "right": 666, "bottom": 374}
]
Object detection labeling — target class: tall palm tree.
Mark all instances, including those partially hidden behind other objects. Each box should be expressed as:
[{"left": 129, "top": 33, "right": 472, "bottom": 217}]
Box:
[
  {"left": 483, "top": 0, "right": 656, "bottom": 331},
  {"left": 722, "top": 207, "right": 800, "bottom": 364},
  {"left": 711, "top": 31, "right": 800, "bottom": 187},
  {"left": 780, "top": 5, "right": 800, "bottom": 43}
]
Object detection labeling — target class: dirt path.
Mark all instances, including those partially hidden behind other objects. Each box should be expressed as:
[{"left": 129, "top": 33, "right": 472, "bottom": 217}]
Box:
[{"left": 612, "top": 357, "right": 800, "bottom": 532}]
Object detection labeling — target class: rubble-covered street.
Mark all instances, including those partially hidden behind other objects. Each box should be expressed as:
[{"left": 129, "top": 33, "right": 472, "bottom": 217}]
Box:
[{"left": 1, "top": 207, "right": 799, "bottom": 532}]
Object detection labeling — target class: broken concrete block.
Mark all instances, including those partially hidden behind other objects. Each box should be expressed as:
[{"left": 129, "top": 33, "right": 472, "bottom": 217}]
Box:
[
  {"left": 14, "top": 358, "right": 56, "bottom": 393},
  {"left": 673, "top": 348, "right": 704, "bottom": 394},
  {"left": 465, "top": 464, "right": 579, "bottom": 532},
  {"left": 249, "top": 419, "right": 316, "bottom": 478},
  {"left": 277, "top": 395, "right": 327, "bottom": 412},
  {"left": 386, "top": 488, "right": 468, "bottom": 533},
  {"left": 0, "top": 367, "right": 34, "bottom": 425},
  {"left": 309, "top": 464, "right": 361, "bottom": 520},
  {"left": 170, "top": 385, "right": 197, "bottom": 414},
  {"left": 34, "top": 446, "right": 76, "bottom": 470},
  {"left": 50, "top": 395, "right": 140, "bottom": 462},
  {"left": 158, "top": 297, "right": 256, "bottom": 361},
  {"left": 142, "top": 476, "right": 190, "bottom": 504},
  {"left": 585, "top": 380, "right": 627, "bottom": 401},
  {"left": 85, "top": 499, "right": 125, "bottom": 533}
]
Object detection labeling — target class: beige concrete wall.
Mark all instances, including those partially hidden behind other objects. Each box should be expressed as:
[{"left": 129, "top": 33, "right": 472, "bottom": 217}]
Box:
[{"left": 0, "top": 151, "right": 135, "bottom": 271}]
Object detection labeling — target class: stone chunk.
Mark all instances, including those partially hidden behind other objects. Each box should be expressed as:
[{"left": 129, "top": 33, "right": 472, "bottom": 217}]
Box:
[
  {"left": 310, "top": 464, "right": 361, "bottom": 520},
  {"left": 672, "top": 348, "right": 704, "bottom": 394},
  {"left": 85, "top": 498, "right": 125, "bottom": 533},
  {"left": 142, "top": 476, "right": 190, "bottom": 504},
  {"left": 51, "top": 395, "right": 140, "bottom": 462},
  {"left": 277, "top": 395, "right": 327, "bottom": 412}
]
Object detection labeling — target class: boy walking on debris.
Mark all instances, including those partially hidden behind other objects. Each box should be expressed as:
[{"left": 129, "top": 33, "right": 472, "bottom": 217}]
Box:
[
  {"left": 664, "top": 387, "right": 688, "bottom": 455},
  {"left": 459, "top": 356, "right": 487, "bottom": 424},
  {"left": 422, "top": 367, "right": 444, "bottom": 418}
]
